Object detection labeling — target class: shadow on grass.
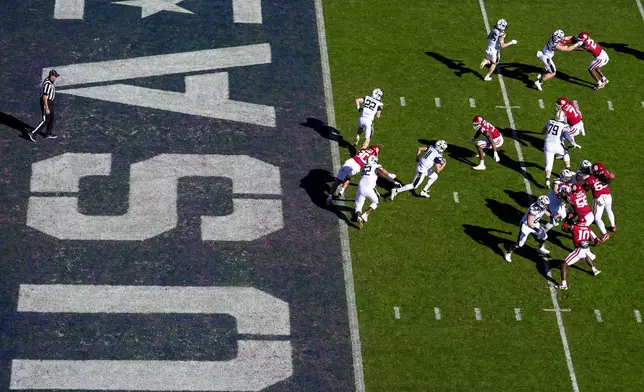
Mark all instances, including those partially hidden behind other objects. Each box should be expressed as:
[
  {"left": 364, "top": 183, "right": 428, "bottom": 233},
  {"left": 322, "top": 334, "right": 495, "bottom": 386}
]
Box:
[
  {"left": 424, "top": 52, "right": 481, "bottom": 79},
  {"left": 299, "top": 168, "right": 359, "bottom": 229},
  {"left": 301, "top": 117, "right": 356, "bottom": 156}
]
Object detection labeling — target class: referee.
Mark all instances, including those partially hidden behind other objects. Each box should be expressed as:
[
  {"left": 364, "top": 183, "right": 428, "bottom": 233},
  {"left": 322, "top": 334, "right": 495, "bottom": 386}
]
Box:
[{"left": 29, "top": 69, "right": 59, "bottom": 142}]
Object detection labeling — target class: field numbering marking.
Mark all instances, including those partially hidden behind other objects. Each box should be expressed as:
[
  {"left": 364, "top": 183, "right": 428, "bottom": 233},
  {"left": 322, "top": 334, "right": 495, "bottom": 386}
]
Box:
[
  {"left": 635, "top": 310, "right": 642, "bottom": 323},
  {"left": 515, "top": 308, "right": 522, "bottom": 321},
  {"left": 434, "top": 307, "right": 441, "bottom": 320},
  {"left": 474, "top": 307, "right": 482, "bottom": 320},
  {"left": 607, "top": 101, "right": 614, "bottom": 111},
  {"left": 400, "top": 97, "right": 406, "bottom": 106},
  {"left": 478, "top": 1, "right": 578, "bottom": 391},
  {"left": 594, "top": 309, "right": 603, "bottom": 322},
  {"left": 394, "top": 306, "right": 400, "bottom": 320},
  {"left": 539, "top": 99, "right": 544, "bottom": 109},
  {"left": 453, "top": 192, "right": 459, "bottom": 203},
  {"left": 469, "top": 98, "right": 476, "bottom": 108},
  {"left": 435, "top": 97, "right": 441, "bottom": 108}
]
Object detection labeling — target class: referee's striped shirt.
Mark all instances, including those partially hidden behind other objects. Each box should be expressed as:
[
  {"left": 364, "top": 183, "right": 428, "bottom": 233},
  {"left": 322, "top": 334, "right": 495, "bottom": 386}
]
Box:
[{"left": 42, "top": 78, "right": 55, "bottom": 101}]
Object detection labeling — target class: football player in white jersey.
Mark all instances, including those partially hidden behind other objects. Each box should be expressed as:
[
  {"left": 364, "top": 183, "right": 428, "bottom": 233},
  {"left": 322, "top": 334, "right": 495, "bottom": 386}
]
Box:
[
  {"left": 504, "top": 195, "right": 552, "bottom": 262},
  {"left": 535, "top": 30, "right": 583, "bottom": 91},
  {"left": 544, "top": 169, "right": 574, "bottom": 232},
  {"left": 543, "top": 110, "right": 581, "bottom": 188},
  {"left": 479, "top": 19, "right": 518, "bottom": 82},
  {"left": 390, "top": 140, "right": 447, "bottom": 200},
  {"left": 354, "top": 156, "right": 398, "bottom": 229},
  {"left": 354, "top": 88, "right": 384, "bottom": 150},
  {"left": 573, "top": 159, "right": 592, "bottom": 184}
]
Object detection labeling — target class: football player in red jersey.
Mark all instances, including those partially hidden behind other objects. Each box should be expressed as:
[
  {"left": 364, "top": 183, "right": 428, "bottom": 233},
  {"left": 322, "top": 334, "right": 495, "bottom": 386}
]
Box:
[
  {"left": 566, "top": 183, "right": 594, "bottom": 226},
  {"left": 586, "top": 162, "right": 616, "bottom": 239},
  {"left": 575, "top": 32, "right": 610, "bottom": 90},
  {"left": 468, "top": 115, "right": 503, "bottom": 170},
  {"left": 555, "top": 221, "right": 601, "bottom": 290},
  {"left": 555, "top": 97, "right": 585, "bottom": 140},
  {"left": 327, "top": 145, "right": 380, "bottom": 204}
]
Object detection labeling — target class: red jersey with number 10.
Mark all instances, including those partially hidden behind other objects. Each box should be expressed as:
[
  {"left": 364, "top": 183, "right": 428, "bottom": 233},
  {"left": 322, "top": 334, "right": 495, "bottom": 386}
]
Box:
[
  {"left": 561, "top": 102, "right": 583, "bottom": 126},
  {"left": 351, "top": 148, "right": 377, "bottom": 167},
  {"left": 581, "top": 37, "right": 602, "bottom": 57},
  {"left": 567, "top": 190, "right": 592, "bottom": 217},
  {"left": 585, "top": 175, "right": 611, "bottom": 198},
  {"left": 571, "top": 224, "right": 594, "bottom": 248}
]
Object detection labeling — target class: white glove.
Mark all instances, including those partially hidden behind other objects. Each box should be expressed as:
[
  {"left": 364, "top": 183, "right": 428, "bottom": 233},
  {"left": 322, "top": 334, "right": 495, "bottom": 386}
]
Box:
[
  {"left": 467, "top": 138, "right": 475, "bottom": 143},
  {"left": 493, "top": 151, "right": 500, "bottom": 162},
  {"left": 510, "top": 39, "right": 518, "bottom": 45}
]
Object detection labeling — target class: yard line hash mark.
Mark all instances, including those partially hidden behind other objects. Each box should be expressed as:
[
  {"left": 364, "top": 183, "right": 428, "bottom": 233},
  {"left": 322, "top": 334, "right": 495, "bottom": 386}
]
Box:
[
  {"left": 478, "top": 1, "right": 578, "bottom": 391},
  {"left": 453, "top": 192, "right": 459, "bottom": 203},
  {"left": 434, "top": 307, "right": 441, "bottom": 320},
  {"left": 607, "top": 101, "right": 614, "bottom": 111},
  {"left": 515, "top": 308, "right": 522, "bottom": 321},
  {"left": 475, "top": 307, "right": 482, "bottom": 320},
  {"left": 594, "top": 309, "right": 603, "bottom": 323},
  {"left": 394, "top": 306, "right": 400, "bottom": 319},
  {"left": 539, "top": 99, "right": 545, "bottom": 109},
  {"left": 400, "top": 97, "right": 407, "bottom": 106},
  {"left": 435, "top": 97, "right": 441, "bottom": 107},
  {"left": 469, "top": 98, "right": 476, "bottom": 108},
  {"left": 635, "top": 310, "right": 642, "bottom": 323}
]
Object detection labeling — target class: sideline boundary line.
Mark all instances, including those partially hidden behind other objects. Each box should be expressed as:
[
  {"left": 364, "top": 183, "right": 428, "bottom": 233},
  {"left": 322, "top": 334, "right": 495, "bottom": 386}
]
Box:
[
  {"left": 478, "top": 1, "right": 579, "bottom": 392},
  {"left": 314, "top": 1, "right": 366, "bottom": 390}
]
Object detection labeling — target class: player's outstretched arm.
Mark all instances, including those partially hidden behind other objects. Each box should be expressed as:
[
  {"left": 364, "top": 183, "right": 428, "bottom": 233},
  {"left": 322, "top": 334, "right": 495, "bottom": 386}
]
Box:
[
  {"left": 500, "top": 36, "right": 518, "bottom": 48},
  {"left": 355, "top": 98, "right": 364, "bottom": 111}
]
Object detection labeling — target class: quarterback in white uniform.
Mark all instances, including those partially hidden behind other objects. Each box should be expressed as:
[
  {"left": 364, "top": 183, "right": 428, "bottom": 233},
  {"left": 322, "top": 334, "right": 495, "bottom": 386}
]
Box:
[
  {"left": 479, "top": 19, "right": 518, "bottom": 81},
  {"left": 355, "top": 88, "right": 384, "bottom": 150},
  {"left": 391, "top": 140, "right": 447, "bottom": 200},
  {"left": 354, "top": 156, "right": 398, "bottom": 229},
  {"left": 543, "top": 110, "right": 581, "bottom": 188},
  {"left": 504, "top": 195, "right": 552, "bottom": 262},
  {"left": 535, "top": 30, "right": 582, "bottom": 91}
]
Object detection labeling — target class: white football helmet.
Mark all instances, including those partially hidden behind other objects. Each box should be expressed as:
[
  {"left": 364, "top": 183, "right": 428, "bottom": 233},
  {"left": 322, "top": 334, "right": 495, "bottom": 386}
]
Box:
[
  {"left": 559, "top": 169, "right": 574, "bottom": 181},
  {"left": 553, "top": 29, "right": 565, "bottom": 42},
  {"left": 435, "top": 140, "right": 448, "bottom": 153},
  {"left": 554, "top": 109, "right": 566, "bottom": 122},
  {"left": 496, "top": 19, "right": 508, "bottom": 31},
  {"left": 367, "top": 155, "right": 378, "bottom": 165},
  {"left": 579, "top": 159, "right": 592, "bottom": 172},
  {"left": 537, "top": 195, "right": 550, "bottom": 208},
  {"left": 372, "top": 88, "right": 383, "bottom": 101}
]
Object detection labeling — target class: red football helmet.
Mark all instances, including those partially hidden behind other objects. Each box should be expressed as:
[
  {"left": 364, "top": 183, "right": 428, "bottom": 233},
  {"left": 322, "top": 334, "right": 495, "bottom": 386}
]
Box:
[
  {"left": 370, "top": 144, "right": 380, "bottom": 157},
  {"left": 555, "top": 97, "right": 569, "bottom": 109},
  {"left": 473, "top": 115, "right": 484, "bottom": 130},
  {"left": 592, "top": 162, "right": 605, "bottom": 175},
  {"left": 577, "top": 32, "right": 589, "bottom": 41},
  {"left": 570, "top": 183, "right": 582, "bottom": 193}
]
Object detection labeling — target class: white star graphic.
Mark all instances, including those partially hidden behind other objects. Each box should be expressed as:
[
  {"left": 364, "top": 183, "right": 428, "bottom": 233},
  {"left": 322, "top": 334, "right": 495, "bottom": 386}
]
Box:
[{"left": 112, "top": 0, "right": 194, "bottom": 18}]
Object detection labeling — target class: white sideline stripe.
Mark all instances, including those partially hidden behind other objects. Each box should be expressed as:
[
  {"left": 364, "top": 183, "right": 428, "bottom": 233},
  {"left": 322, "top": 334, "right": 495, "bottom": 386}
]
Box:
[
  {"left": 469, "top": 98, "right": 476, "bottom": 108},
  {"left": 478, "top": 2, "right": 577, "bottom": 392},
  {"left": 453, "top": 192, "right": 459, "bottom": 203},
  {"left": 573, "top": 100, "right": 580, "bottom": 110},
  {"left": 539, "top": 99, "right": 545, "bottom": 109},
  {"left": 394, "top": 306, "right": 401, "bottom": 319},
  {"left": 635, "top": 310, "right": 642, "bottom": 323},
  {"left": 400, "top": 97, "right": 407, "bottom": 106},
  {"left": 607, "top": 101, "right": 614, "bottom": 111},
  {"left": 434, "top": 307, "right": 441, "bottom": 320},
  {"left": 637, "top": 0, "right": 644, "bottom": 22},
  {"left": 314, "top": 1, "right": 365, "bottom": 390},
  {"left": 514, "top": 308, "right": 522, "bottom": 321},
  {"left": 474, "top": 307, "right": 482, "bottom": 320},
  {"left": 594, "top": 309, "right": 603, "bottom": 323},
  {"left": 435, "top": 97, "right": 441, "bottom": 107}
]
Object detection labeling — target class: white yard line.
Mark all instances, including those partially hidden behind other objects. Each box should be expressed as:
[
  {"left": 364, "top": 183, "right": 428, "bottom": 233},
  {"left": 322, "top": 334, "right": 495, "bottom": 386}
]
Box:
[
  {"left": 314, "top": 1, "right": 365, "bottom": 390},
  {"left": 434, "top": 307, "right": 441, "bottom": 320},
  {"left": 394, "top": 306, "right": 401, "bottom": 319},
  {"left": 515, "top": 308, "right": 522, "bottom": 321},
  {"left": 573, "top": 100, "right": 580, "bottom": 110},
  {"left": 635, "top": 310, "right": 642, "bottom": 323},
  {"left": 641, "top": 102, "right": 644, "bottom": 110},
  {"left": 400, "top": 97, "right": 407, "bottom": 106},
  {"left": 594, "top": 309, "right": 603, "bottom": 323},
  {"left": 453, "top": 191, "right": 460, "bottom": 203},
  {"left": 539, "top": 99, "right": 545, "bottom": 109},
  {"left": 474, "top": 307, "right": 482, "bottom": 320},
  {"left": 435, "top": 97, "right": 441, "bottom": 107},
  {"left": 637, "top": 0, "right": 644, "bottom": 22},
  {"left": 478, "top": 1, "right": 578, "bottom": 391},
  {"left": 469, "top": 98, "right": 476, "bottom": 108},
  {"left": 607, "top": 101, "right": 614, "bottom": 111}
]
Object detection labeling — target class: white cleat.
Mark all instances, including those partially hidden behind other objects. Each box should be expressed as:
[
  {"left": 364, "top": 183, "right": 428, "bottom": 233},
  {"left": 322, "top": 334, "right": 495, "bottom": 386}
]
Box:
[
  {"left": 361, "top": 213, "right": 369, "bottom": 223},
  {"left": 538, "top": 245, "right": 550, "bottom": 255},
  {"left": 419, "top": 190, "right": 430, "bottom": 198},
  {"left": 555, "top": 283, "right": 568, "bottom": 290},
  {"left": 357, "top": 216, "right": 364, "bottom": 229},
  {"left": 354, "top": 136, "right": 360, "bottom": 146},
  {"left": 390, "top": 188, "right": 398, "bottom": 200},
  {"left": 593, "top": 269, "right": 601, "bottom": 276},
  {"left": 472, "top": 164, "right": 486, "bottom": 171},
  {"left": 602, "top": 78, "right": 609, "bottom": 86},
  {"left": 534, "top": 80, "right": 543, "bottom": 91},
  {"left": 483, "top": 75, "right": 492, "bottom": 81},
  {"left": 479, "top": 59, "right": 488, "bottom": 69},
  {"left": 504, "top": 252, "right": 512, "bottom": 263},
  {"left": 545, "top": 179, "right": 550, "bottom": 188}
]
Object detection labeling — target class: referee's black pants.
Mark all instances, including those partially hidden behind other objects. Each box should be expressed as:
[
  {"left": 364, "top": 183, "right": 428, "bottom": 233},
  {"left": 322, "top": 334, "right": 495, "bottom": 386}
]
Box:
[{"left": 33, "top": 100, "right": 55, "bottom": 136}]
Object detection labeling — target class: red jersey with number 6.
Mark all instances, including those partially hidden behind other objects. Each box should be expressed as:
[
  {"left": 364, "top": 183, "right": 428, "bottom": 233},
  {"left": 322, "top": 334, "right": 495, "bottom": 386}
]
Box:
[
  {"left": 567, "top": 189, "right": 592, "bottom": 217},
  {"left": 351, "top": 148, "right": 377, "bottom": 167},
  {"left": 561, "top": 102, "right": 583, "bottom": 126},
  {"left": 585, "top": 174, "right": 611, "bottom": 198},
  {"left": 581, "top": 37, "right": 602, "bottom": 57},
  {"left": 571, "top": 224, "right": 595, "bottom": 248}
]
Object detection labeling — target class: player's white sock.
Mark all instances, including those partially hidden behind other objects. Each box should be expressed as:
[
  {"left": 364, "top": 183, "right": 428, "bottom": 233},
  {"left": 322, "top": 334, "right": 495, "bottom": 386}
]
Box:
[{"left": 561, "top": 280, "right": 567, "bottom": 286}]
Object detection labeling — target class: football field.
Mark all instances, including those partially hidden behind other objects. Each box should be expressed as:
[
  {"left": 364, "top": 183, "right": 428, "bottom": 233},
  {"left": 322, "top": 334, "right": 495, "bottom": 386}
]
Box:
[{"left": 322, "top": 0, "right": 644, "bottom": 391}]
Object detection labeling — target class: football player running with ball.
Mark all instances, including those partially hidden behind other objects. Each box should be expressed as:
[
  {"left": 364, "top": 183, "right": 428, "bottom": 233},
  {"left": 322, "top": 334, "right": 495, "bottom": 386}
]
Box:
[
  {"left": 468, "top": 115, "right": 503, "bottom": 170},
  {"left": 391, "top": 140, "right": 447, "bottom": 200},
  {"left": 479, "top": 19, "right": 518, "bottom": 82},
  {"left": 504, "top": 195, "right": 552, "bottom": 262},
  {"left": 543, "top": 110, "right": 581, "bottom": 188},
  {"left": 354, "top": 156, "right": 398, "bottom": 229},
  {"left": 535, "top": 30, "right": 582, "bottom": 91},
  {"left": 555, "top": 220, "right": 601, "bottom": 290},
  {"left": 354, "top": 89, "right": 384, "bottom": 150}
]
